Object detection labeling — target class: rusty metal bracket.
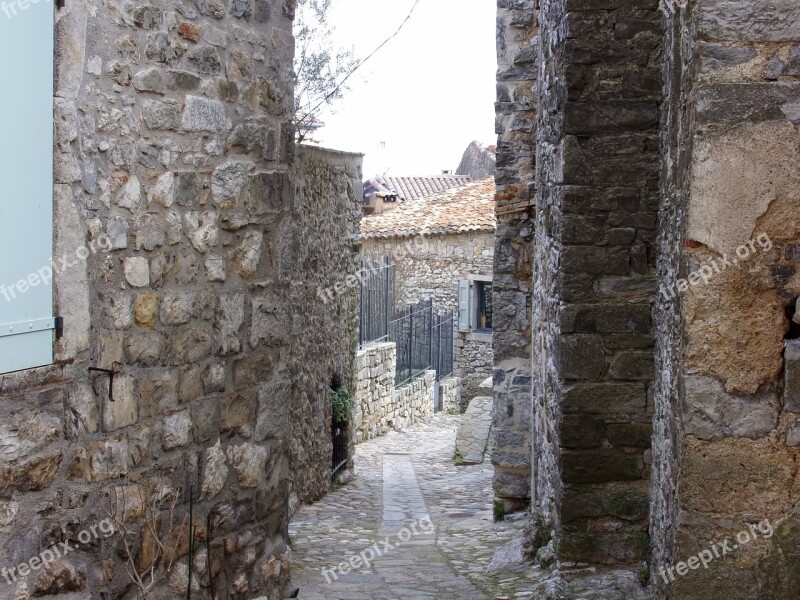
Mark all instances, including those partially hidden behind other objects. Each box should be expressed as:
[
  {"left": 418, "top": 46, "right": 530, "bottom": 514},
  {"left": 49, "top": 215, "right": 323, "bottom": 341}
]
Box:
[{"left": 88, "top": 367, "right": 115, "bottom": 402}]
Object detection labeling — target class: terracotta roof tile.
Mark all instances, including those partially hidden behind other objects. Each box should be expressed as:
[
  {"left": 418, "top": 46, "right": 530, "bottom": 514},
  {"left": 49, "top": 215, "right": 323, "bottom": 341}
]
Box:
[
  {"left": 363, "top": 174, "right": 472, "bottom": 202},
  {"left": 360, "top": 178, "right": 496, "bottom": 239}
]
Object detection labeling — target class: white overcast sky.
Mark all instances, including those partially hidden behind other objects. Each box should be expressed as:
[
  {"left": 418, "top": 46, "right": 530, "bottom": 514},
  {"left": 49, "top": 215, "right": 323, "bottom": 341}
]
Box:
[{"left": 310, "top": 0, "right": 498, "bottom": 179}]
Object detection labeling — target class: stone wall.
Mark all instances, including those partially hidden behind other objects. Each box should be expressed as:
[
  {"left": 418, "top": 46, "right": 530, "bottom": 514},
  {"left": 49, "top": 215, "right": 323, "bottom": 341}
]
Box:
[
  {"left": 439, "top": 376, "right": 462, "bottom": 413},
  {"left": 492, "top": 0, "right": 537, "bottom": 512},
  {"left": 0, "top": 2, "right": 357, "bottom": 598},
  {"left": 652, "top": 1, "right": 800, "bottom": 597},
  {"left": 361, "top": 232, "right": 494, "bottom": 398},
  {"left": 497, "top": 0, "right": 663, "bottom": 563},
  {"left": 353, "top": 342, "right": 436, "bottom": 442},
  {"left": 288, "top": 145, "right": 362, "bottom": 511}
]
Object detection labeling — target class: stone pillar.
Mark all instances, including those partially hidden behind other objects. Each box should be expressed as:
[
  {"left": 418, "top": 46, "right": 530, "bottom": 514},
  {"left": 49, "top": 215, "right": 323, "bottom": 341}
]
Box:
[
  {"left": 531, "top": 0, "right": 663, "bottom": 564},
  {"left": 492, "top": 0, "right": 538, "bottom": 513},
  {"left": 653, "top": 1, "right": 800, "bottom": 597}
]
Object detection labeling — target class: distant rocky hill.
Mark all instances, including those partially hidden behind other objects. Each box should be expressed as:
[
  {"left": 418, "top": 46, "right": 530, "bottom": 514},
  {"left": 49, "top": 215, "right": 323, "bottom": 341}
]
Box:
[{"left": 456, "top": 141, "right": 496, "bottom": 180}]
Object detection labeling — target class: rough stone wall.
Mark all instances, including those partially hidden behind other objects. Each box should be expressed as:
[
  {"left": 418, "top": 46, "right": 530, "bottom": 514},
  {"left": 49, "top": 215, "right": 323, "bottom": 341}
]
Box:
[
  {"left": 439, "top": 376, "right": 462, "bottom": 413},
  {"left": 288, "top": 145, "right": 362, "bottom": 512},
  {"left": 653, "top": 1, "right": 800, "bottom": 597},
  {"left": 497, "top": 0, "right": 663, "bottom": 561},
  {"left": 492, "top": 0, "right": 537, "bottom": 512},
  {"left": 0, "top": 2, "right": 330, "bottom": 598},
  {"left": 360, "top": 233, "right": 494, "bottom": 399},
  {"left": 353, "top": 343, "right": 435, "bottom": 443}
]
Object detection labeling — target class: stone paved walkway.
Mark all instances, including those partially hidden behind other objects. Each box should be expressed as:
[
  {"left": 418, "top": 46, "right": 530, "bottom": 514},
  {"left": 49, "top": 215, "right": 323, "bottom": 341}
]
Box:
[{"left": 288, "top": 414, "right": 545, "bottom": 599}]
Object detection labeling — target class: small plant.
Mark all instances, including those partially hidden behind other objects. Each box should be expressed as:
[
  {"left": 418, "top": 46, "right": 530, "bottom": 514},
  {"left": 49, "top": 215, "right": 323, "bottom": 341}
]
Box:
[
  {"left": 493, "top": 499, "right": 506, "bottom": 522},
  {"left": 331, "top": 387, "right": 353, "bottom": 424}
]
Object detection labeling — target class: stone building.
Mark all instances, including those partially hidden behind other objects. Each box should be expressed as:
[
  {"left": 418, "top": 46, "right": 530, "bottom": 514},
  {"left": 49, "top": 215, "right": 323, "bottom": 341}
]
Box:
[
  {"left": 0, "top": 3, "right": 360, "bottom": 599},
  {"left": 360, "top": 178, "right": 496, "bottom": 400},
  {"left": 495, "top": 0, "right": 800, "bottom": 597}
]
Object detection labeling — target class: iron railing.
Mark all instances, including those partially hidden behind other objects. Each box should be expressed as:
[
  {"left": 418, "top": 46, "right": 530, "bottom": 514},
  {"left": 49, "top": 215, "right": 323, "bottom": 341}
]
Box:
[
  {"left": 389, "top": 300, "right": 455, "bottom": 385},
  {"left": 358, "top": 257, "right": 394, "bottom": 348},
  {"left": 331, "top": 421, "right": 348, "bottom": 475}
]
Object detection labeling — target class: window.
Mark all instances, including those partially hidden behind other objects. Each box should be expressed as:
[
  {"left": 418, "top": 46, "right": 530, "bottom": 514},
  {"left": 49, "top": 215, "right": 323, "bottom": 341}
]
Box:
[
  {"left": 0, "top": 6, "right": 55, "bottom": 373},
  {"left": 476, "top": 281, "right": 493, "bottom": 331},
  {"left": 457, "top": 278, "right": 493, "bottom": 334}
]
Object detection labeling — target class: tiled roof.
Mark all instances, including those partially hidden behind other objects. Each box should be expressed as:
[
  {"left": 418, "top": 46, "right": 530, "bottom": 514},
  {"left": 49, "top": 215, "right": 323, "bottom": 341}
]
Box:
[
  {"left": 360, "top": 178, "right": 496, "bottom": 239},
  {"left": 363, "top": 174, "right": 472, "bottom": 202}
]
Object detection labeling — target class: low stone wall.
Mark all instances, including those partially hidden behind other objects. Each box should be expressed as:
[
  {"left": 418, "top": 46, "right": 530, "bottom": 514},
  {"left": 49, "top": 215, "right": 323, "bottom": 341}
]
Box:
[
  {"left": 440, "top": 376, "right": 462, "bottom": 413},
  {"left": 354, "top": 342, "right": 438, "bottom": 442}
]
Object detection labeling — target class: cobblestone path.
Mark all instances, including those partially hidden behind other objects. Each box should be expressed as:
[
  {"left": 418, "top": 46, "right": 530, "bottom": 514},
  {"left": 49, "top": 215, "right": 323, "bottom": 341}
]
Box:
[{"left": 288, "top": 414, "right": 546, "bottom": 599}]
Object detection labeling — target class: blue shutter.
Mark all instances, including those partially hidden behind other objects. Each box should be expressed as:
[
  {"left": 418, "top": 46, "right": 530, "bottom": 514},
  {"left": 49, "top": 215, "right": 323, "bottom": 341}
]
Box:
[
  {"left": 458, "top": 280, "right": 470, "bottom": 332},
  {"left": 0, "top": 3, "right": 55, "bottom": 373}
]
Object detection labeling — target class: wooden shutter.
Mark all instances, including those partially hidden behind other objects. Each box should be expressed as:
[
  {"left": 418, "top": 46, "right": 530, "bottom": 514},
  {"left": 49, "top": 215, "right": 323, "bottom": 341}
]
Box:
[
  {"left": 0, "top": 4, "right": 55, "bottom": 373},
  {"left": 457, "top": 280, "right": 470, "bottom": 332}
]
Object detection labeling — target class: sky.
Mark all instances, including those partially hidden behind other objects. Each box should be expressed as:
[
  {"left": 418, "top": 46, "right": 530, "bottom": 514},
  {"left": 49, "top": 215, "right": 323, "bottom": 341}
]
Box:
[{"left": 308, "top": 0, "right": 498, "bottom": 179}]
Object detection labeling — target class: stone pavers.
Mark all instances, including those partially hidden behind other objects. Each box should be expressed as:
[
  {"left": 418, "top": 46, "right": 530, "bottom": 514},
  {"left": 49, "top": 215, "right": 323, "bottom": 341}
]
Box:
[
  {"left": 454, "top": 396, "right": 493, "bottom": 464},
  {"left": 289, "top": 415, "right": 544, "bottom": 599},
  {"left": 288, "top": 414, "right": 652, "bottom": 600}
]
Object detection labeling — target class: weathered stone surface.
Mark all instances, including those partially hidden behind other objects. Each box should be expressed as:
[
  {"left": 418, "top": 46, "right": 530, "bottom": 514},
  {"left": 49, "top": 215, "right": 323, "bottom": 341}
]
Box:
[
  {"left": 684, "top": 375, "right": 779, "bottom": 439},
  {"left": 784, "top": 340, "right": 800, "bottom": 412},
  {"left": 124, "top": 257, "right": 150, "bottom": 287},
  {"left": 455, "top": 396, "right": 493, "bottom": 465},
  {"left": 698, "top": 0, "right": 800, "bottom": 42},
  {"left": 226, "top": 443, "right": 268, "bottom": 488},
  {"left": 486, "top": 537, "right": 526, "bottom": 574},
  {"left": 32, "top": 560, "right": 86, "bottom": 596},
  {"left": 135, "top": 293, "right": 158, "bottom": 328},
  {"left": 182, "top": 95, "right": 229, "bottom": 133},
  {"left": 212, "top": 160, "right": 253, "bottom": 207},
  {"left": 232, "top": 230, "right": 263, "bottom": 277},
  {"left": 163, "top": 411, "right": 192, "bottom": 449},
  {"left": 142, "top": 99, "right": 182, "bottom": 130},
  {"left": 215, "top": 293, "right": 245, "bottom": 354},
  {"left": 149, "top": 171, "right": 175, "bottom": 207},
  {"left": 203, "top": 440, "right": 229, "bottom": 499}
]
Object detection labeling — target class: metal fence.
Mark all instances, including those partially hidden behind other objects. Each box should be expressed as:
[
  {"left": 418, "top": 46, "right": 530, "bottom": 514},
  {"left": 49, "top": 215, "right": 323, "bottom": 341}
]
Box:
[
  {"left": 358, "top": 257, "right": 394, "bottom": 348},
  {"left": 358, "top": 257, "right": 454, "bottom": 385},
  {"left": 389, "top": 299, "right": 455, "bottom": 385}
]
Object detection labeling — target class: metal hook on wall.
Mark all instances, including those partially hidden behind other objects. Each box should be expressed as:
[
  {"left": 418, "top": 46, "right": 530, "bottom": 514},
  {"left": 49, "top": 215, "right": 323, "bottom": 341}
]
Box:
[{"left": 88, "top": 367, "right": 116, "bottom": 402}]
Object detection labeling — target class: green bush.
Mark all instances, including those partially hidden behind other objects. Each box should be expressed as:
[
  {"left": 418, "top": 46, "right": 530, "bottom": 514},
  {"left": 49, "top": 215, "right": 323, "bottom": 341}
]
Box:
[{"left": 331, "top": 387, "right": 353, "bottom": 424}]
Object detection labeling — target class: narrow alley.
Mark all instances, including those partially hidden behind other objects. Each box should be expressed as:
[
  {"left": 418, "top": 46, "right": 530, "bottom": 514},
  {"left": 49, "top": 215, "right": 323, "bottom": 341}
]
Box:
[{"left": 288, "top": 415, "right": 540, "bottom": 599}]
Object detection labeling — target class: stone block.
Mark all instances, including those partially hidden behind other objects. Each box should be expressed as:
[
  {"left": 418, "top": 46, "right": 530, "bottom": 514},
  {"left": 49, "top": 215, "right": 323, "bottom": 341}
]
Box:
[
  {"left": 103, "top": 374, "right": 138, "bottom": 430},
  {"left": 160, "top": 292, "right": 195, "bottom": 325},
  {"left": 168, "top": 326, "right": 213, "bottom": 365},
  {"left": 685, "top": 375, "right": 779, "bottom": 439},
  {"left": 220, "top": 391, "right": 256, "bottom": 435},
  {"left": 562, "top": 449, "right": 644, "bottom": 483},
  {"left": 124, "top": 257, "right": 150, "bottom": 287},
  {"left": 163, "top": 411, "right": 192, "bottom": 449},
  {"left": 141, "top": 99, "right": 182, "bottom": 130},
  {"left": 562, "top": 246, "right": 630, "bottom": 275},
  {"left": 561, "top": 415, "right": 606, "bottom": 448},
  {"left": 135, "top": 293, "right": 158, "bottom": 328},
  {"left": 563, "top": 383, "right": 648, "bottom": 414},
  {"left": 558, "top": 334, "right": 606, "bottom": 380},
  {"left": 254, "top": 381, "right": 291, "bottom": 441},
  {"left": 70, "top": 437, "right": 128, "bottom": 483},
  {"left": 608, "top": 351, "right": 654, "bottom": 380},
  {"left": 193, "top": 399, "right": 220, "bottom": 443},
  {"left": 697, "top": 0, "right": 800, "bottom": 42},
  {"left": 785, "top": 340, "right": 800, "bottom": 412},
  {"left": 455, "top": 396, "right": 493, "bottom": 464},
  {"left": 182, "top": 95, "right": 228, "bottom": 133},
  {"left": 202, "top": 441, "right": 229, "bottom": 499},
  {"left": 226, "top": 443, "right": 268, "bottom": 488},
  {"left": 139, "top": 371, "right": 179, "bottom": 417}
]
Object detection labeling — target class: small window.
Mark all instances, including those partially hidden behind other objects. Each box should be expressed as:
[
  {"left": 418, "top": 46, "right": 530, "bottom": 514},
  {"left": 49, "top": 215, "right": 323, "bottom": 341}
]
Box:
[
  {"left": 476, "top": 281, "right": 493, "bottom": 331},
  {"left": 457, "top": 278, "right": 493, "bottom": 333}
]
